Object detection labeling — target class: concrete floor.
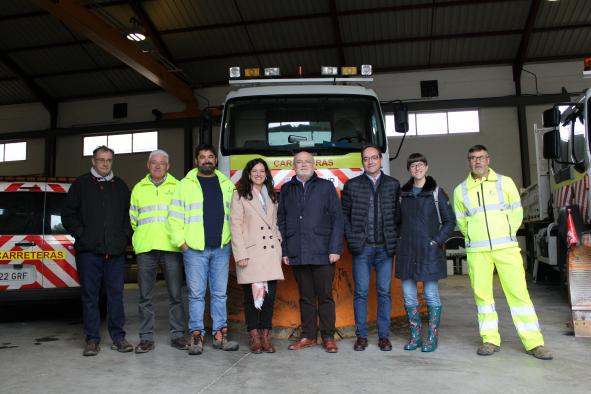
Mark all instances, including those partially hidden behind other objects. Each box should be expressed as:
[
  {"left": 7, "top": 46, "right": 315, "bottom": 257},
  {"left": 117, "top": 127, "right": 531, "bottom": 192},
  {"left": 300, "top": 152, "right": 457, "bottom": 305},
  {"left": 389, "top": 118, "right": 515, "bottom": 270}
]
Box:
[{"left": 1, "top": 274, "right": 590, "bottom": 394}]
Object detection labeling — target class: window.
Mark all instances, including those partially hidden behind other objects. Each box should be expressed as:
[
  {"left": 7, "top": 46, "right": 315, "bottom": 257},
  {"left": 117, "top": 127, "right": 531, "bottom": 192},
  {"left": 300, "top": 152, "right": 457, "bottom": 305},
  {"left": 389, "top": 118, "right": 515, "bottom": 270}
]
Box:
[
  {"left": 386, "top": 110, "right": 479, "bottom": 137},
  {"left": 0, "top": 192, "right": 43, "bottom": 235},
  {"left": 0, "top": 142, "right": 27, "bottom": 162},
  {"left": 83, "top": 131, "right": 158, "bottom": 156}
]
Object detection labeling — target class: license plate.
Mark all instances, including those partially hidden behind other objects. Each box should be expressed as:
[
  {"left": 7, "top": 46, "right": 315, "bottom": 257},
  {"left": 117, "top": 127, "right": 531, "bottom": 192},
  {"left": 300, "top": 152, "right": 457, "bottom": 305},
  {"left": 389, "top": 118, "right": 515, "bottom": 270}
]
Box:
[{"left": 0, "top": 265, "right": 36, "bottom": 286}]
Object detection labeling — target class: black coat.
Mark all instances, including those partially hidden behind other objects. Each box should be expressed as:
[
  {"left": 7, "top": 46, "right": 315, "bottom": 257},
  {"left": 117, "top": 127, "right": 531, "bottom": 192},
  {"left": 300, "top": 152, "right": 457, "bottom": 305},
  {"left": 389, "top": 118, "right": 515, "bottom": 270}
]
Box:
[
  {"left": 342, "top": 171, "right": 400, "bottom": 256},
  {"left": 395, "top": 176, "right": 455, "bottom": 281},
  {"left": 62, "top": 173, "right": 131, "bottom": 256},
  {"left": 277, "top": 173, "right": 344, "bottom": 265}
]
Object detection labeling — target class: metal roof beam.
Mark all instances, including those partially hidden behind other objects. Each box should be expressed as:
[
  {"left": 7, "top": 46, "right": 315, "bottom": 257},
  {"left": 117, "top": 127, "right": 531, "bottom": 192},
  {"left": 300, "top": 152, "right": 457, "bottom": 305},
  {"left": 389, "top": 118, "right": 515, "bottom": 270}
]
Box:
[
  {"left": 31, "top": 0, "right": 198, "bottom": 119},
  {"left": 0, "top": 49, "right": 57, "bottom": 126},
  {"left": 128, "top": 0, "right": 175, "bottom": 63},
  {"left": 513, "top": 0, "right": 542, "bottom": 92},
  {"left": 329, "top": 0, "right": 345, "bottom": 65}
]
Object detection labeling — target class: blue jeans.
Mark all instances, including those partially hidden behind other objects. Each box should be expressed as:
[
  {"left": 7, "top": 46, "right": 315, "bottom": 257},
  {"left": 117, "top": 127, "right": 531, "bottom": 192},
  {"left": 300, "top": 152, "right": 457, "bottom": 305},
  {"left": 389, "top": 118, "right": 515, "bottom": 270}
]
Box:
[
  {"left": 402, "top": 279, "right": 441, "bottom": 307},
  {"left": 76, "top": 253, "right": 126, "bottom": 343},
  {"left": 183, "top": 245, "right": 231, "bottom": 334},
  {"left": 352, "top": 245, "right": 393, "bottom": 338}
]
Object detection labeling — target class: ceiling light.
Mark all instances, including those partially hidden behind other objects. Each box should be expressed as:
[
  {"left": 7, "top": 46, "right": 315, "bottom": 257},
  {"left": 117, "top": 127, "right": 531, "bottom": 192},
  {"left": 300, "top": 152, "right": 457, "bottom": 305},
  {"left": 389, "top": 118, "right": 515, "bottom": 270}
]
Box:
[{"left": 126, "top": 17, "right": 146, "bottom": 42}]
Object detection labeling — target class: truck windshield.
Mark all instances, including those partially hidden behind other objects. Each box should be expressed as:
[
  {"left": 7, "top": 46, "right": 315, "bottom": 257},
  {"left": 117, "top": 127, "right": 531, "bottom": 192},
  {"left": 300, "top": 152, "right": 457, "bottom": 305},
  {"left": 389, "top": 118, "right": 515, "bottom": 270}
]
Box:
[{"left": 221, "top": 95, "right": 386, "bottom": 156}]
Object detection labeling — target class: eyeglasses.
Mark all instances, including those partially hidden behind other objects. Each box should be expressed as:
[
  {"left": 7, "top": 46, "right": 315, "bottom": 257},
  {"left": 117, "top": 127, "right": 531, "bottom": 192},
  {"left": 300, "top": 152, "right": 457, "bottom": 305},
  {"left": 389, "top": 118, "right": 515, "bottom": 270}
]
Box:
[
  {"left": 362, "top": 155, "right": 381, "bottom": 162},
  {"left": 94, "top": 158, "right": 113, "bottom": 164},
  {"left": 468, "top": 155, "right": 489, "bottom": 162},
  {"left": 409, "top": 162, "right": 426, "bottom": 170}
]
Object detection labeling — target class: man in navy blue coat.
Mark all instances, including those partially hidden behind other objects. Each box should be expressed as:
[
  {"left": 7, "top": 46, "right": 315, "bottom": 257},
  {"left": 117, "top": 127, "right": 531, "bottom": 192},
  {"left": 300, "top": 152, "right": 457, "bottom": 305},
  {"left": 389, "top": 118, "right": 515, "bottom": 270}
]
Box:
[{"left": 277, "top": 150, "right": 344, "bottom": 353}]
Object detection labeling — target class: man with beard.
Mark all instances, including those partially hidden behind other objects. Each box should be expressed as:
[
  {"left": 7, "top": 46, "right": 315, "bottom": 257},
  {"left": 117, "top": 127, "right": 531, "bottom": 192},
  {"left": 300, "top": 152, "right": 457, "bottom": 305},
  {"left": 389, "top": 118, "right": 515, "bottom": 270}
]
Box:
[
  {"left": 277, "top": 150, "right": 344, "bottom": 353},
  {"left": 168, "top": 144, "right": 239, "bottom": 355}
]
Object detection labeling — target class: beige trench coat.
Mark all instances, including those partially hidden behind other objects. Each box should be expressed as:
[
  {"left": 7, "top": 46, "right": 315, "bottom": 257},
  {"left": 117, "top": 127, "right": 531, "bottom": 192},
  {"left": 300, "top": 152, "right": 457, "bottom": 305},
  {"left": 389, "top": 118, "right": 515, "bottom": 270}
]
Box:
[{"left": 230, "top": 192, "right": 284, "bottom": 284}]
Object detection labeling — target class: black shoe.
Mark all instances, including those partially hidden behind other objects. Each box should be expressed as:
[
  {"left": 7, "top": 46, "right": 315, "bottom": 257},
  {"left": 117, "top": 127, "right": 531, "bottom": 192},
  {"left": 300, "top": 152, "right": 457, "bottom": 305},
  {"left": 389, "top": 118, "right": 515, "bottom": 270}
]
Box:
[
  {"left": 171, "top": 336, "right": 189, "bottom": 350},
  {"left": 111, "top": 338, "right": 133, "bottom": 353},
  {"left": 83, "top": 340, "right": 100, "bottom": 356},
  {"left": 353, "top": 336, "right": 368, "bottom": 351},
  {"left": 378, "top": 337, "right": 392, "bottom": 351},
  {"left": 134, "top": 340, "right": 154, "bottom": 354}
]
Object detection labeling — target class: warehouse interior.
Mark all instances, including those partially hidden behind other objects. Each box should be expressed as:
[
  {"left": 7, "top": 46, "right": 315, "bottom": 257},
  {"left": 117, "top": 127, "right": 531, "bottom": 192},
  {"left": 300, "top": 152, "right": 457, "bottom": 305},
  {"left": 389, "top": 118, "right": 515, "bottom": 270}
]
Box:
[{"left": 1, "top": 0, "right": 591, "bottom": 393}]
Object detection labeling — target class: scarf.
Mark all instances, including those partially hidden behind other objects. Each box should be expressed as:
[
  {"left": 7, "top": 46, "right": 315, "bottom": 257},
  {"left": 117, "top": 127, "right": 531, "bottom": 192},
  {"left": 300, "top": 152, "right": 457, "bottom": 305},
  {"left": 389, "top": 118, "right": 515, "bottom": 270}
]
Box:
[{"left": 91, "top": 167, "right": 114, "bottom": 182}]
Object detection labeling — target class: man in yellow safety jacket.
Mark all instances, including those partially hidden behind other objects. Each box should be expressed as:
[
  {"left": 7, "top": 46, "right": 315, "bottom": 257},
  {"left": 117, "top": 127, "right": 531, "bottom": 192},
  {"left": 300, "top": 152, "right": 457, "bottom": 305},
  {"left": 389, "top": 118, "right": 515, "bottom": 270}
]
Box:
[
  {"left": 168, "top": 143, "right": 238, "bottom": 355},
  {"left": 130, "top": 149, "right": 187, "bottom": 353},
  {"left": 453, "top": 144, "right": 552, "bottom": 360}
]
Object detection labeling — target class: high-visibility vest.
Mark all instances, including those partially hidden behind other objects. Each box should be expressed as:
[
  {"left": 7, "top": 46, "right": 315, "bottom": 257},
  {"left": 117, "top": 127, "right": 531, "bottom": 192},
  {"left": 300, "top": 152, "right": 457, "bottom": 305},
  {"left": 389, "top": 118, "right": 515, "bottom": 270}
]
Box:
[
  {"left": 168, "top": 168, "right": 234, "bottom": 250},
  {"left": 130, "top": 173, "right": 179, "bottom": 254},
  {"left": 452, "top": 168, "right": 522, "bottom": 252}
]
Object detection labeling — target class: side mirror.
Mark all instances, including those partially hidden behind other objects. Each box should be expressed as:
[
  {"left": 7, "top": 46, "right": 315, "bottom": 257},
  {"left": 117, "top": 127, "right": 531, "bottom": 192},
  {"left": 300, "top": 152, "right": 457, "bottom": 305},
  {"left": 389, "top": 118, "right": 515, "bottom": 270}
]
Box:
[
  {"left": 543, "top": 108, "right": 560, "bottom": 128},
  {"left": 542, "top": 129, "right": 560, "bottom": 160},
  {"left": 393, "top": 102, "right": 409, "bottom": 133}
]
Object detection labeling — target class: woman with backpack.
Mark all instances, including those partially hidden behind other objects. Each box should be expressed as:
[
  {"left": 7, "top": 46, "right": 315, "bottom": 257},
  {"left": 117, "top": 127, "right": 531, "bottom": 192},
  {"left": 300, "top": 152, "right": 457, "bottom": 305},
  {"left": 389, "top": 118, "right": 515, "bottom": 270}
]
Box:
[{"left": 396, "top": 153, "right": 455, "bottom": 352}]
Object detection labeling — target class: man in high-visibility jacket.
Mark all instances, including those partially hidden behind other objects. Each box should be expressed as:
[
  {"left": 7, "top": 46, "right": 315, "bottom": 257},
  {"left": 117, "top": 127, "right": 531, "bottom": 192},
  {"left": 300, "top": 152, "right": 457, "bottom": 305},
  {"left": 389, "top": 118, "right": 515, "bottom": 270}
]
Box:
[
  {"left": 453, "top": 144, "right": 552, "bottom": 360},
  {"left": 168, "top": 144, "right": 239, "bottom": 355},
  {"left": 130, "top": 149, "right": 187, "bottom": 354}
]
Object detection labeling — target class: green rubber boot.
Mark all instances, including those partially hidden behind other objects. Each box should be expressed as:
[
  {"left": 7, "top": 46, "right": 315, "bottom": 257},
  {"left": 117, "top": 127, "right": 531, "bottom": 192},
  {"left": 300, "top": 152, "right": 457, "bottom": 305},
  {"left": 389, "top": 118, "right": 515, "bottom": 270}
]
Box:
[
  {"left": 403, "top": 305, "right": 422, "bottom": 351},
  {"left": 421, "top": 305, "right": 442, "bottom": 352}
]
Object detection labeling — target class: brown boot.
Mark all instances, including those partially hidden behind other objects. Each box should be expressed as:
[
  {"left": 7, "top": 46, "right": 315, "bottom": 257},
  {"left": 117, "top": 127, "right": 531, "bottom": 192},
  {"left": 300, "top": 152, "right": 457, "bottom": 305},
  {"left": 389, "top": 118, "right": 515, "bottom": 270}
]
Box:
[
  {"left": 249, "top": 329, "right": 262, "bottom": 354},
  {"left": 260, "top": 329, "right": 276, "bottom": 353}
]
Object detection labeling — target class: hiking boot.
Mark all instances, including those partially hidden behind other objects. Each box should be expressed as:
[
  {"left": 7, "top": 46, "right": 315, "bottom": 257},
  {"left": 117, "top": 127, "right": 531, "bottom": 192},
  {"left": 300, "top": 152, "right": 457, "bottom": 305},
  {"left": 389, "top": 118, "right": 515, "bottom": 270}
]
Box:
[
  {"left": 134, "top": 340, "right": 154, "bottom": 354},
  {"left": 213, "top": 327, "right": 239, "bottom": 351},
  {"left": 477, "top": 342, "right": 500, "bottom": 356},
  {"left": 188, "top": 331, "right": 204, "bottom": 355},
  {"left": 83, "top": 340, "right": 100, "bottom": 356},
  {"left": 526, "top": 345, "right": 553, "bottom": 360},
  {"left": 111, "top": 338, "right": 133, "bottom": 353},
  {"left": 171, "top": 336, "right": 189, "bottom": 350}
]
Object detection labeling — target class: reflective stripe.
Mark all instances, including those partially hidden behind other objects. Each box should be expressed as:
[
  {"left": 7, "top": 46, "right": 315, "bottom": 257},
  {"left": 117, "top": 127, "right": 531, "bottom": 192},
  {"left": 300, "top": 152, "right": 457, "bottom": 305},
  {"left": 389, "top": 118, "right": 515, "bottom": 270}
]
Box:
[
  {"left": 461, "top": 180, "right": 471, "bottom": 213},
  {"left": 467, "top": 203, "right": 506, "bottom": 216},
  {"left": 468, "top": 236, "right": 515, "bottom": 248},
  {"left": 137, "top": 216, "right": 167, "bottom": 226},
  {"left": 477, "top": 304, "right": 496, "bottom": 314},
  {"left": 138, "top": 204, "right": 169, "bottom": 213},
  {"left": 171, "top": 199, "right": 183, "bottom": 207},
  {"left": 185, "top": 203, "right": 203, "bottom": 210},
  {"left": 455, "top": 212, "right": 466, "bottom": 219},
  {"left": 130, "top": 215, "right": 138, "bottom": 222},
  {"left": 225, "top": 202, "right": 231, "bottom": 209},
  {"left": 515, "top": 321, "right": 540, "bottom": 332},
  {"left": 169, "top": 211, "right": 184, "bottom": 220},
  {"left": 496, "top": 176, "right": 504, "bottom": 205},
  {"left": 185, "top": 216, "right": 203, "bottom": 224},
  {"left": 479, "top": 320, "right": 498, "bottom": 331},
  {"left": 130, "top": 204, "right": 139, "bottom": 212},
  {"left": 510, "top": 306, "right": 536, "bottom": 316},
  {"left": 225, "top": 214, "right": 231, "bottom": 222}
]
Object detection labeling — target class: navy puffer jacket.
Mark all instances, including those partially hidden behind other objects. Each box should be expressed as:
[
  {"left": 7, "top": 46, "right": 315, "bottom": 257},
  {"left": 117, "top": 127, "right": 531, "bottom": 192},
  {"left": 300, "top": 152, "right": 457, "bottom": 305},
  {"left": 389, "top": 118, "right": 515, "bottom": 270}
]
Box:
[{"left": 395, "top": 176, "right": 455, "bottom": 282}]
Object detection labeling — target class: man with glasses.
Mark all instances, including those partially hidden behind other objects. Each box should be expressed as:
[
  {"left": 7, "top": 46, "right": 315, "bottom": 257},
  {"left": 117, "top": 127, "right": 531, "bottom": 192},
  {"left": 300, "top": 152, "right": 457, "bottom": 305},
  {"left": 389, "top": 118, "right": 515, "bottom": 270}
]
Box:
[
  {"left": 278, "top": 150, "right": 344, "bottom": 353},
  {"left": 62, "top": 145, "right": 133, "bottom": 356},
  {"left": 453, "top": 144, "right": 552, "bottom": 360},
  {"left": 129, "top": 149, "right": 187, "bottom": 353},
  {"left": 342, "top": 144, "right": 400, "bottom": 351}
]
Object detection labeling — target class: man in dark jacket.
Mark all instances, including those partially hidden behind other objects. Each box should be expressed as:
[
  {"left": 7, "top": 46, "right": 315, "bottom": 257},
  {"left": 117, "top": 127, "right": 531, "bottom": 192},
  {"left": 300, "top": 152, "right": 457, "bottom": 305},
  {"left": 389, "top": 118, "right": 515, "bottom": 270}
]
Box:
[
  {"left": 62, "top": 145, "right": 132, "bottom": 357},
  {"left": 342, "top": 144, "right": 400, "bottom": 352},
  {"left": 278, "top": 150, "right": 344, "bottom": 353}
]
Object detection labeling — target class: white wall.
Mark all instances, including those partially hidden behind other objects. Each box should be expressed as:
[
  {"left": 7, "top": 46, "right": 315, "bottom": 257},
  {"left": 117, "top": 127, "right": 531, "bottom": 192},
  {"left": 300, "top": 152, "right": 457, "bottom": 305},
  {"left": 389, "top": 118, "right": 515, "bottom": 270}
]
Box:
[{"left": 2, "top": 59, "right": 591, "bottom": 187}]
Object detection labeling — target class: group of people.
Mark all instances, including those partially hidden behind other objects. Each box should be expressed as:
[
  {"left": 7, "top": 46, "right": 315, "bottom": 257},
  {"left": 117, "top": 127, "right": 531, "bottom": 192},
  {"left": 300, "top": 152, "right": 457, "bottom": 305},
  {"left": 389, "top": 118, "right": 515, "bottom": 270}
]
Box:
[{"left": 62, "top": 143, "right": 552, "bottom": 360}]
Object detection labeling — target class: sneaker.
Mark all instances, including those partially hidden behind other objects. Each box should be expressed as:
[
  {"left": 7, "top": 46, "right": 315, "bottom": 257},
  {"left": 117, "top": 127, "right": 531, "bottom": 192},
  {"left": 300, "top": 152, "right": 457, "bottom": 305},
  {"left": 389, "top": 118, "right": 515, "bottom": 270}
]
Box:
[
  {"left": 477, "top": 342, "right": 500, "bottom": 356},
  {"left": 213, "top": 327, "right": 239, "bottom": 351},
  {"left": 111, "top": 338, "right": 133, "bottom": 353},
  {"left": 171, "top": 336, "right": 189, "bottom": 350},
  {"left": 526, "top": 345, "right": 553, "bottom": 360},
  {"left": 134, "top": 339, "right": 154, "bottom": 354},
  {"left": 83, "top": 340, "right": 100, "bottom": 357},
  {"left": 188, "top": 331, "right": 204, "bottom": 355}
]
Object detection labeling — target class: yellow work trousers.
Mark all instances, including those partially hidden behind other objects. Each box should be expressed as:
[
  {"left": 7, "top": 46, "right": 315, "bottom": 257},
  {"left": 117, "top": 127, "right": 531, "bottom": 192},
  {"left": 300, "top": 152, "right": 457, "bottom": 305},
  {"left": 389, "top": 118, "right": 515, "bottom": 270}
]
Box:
[{"left": 466, "top": 247, "right": 544, "bottom": 351}]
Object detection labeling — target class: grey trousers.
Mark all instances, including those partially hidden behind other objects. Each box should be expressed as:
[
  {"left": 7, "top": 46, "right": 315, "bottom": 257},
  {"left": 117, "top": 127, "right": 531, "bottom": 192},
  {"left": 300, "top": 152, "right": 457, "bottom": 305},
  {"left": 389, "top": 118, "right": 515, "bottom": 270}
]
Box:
[{"left": 137, "top": 250, "right": 185, "bottom": 340}]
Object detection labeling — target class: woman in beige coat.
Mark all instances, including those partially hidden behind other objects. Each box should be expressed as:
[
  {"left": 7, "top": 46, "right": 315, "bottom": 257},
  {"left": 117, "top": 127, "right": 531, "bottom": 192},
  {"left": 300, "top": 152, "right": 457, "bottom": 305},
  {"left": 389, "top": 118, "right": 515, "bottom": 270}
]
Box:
[{"left": 231, "top": 158, "right": 284, "bottom": 353}]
